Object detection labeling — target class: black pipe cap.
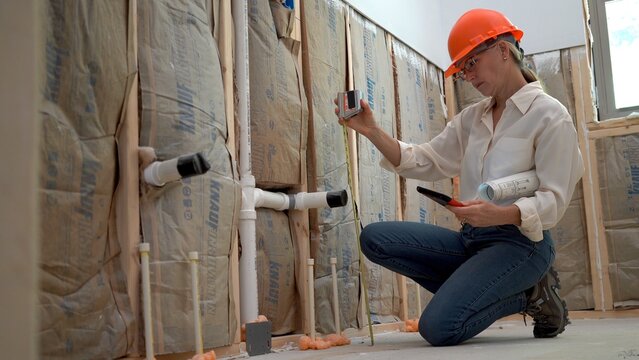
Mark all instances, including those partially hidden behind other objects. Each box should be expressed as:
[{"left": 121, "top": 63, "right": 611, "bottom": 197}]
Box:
[
  {"left": 327, "top": 189, "right": 348, "bottom": 208},
  {"left": 177, "top": 152, "right": 211, "bottom": 178}
]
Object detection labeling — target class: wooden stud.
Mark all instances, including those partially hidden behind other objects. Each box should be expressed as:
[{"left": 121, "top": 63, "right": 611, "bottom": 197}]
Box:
[
  {"left": 288, "top": 205, "right": 310, "bottom": 336},
  {"left": 344, "top": 6, "right": 368, "bottom": 329},
  {"left": 444, "top": 76, "right": 461, "bottom": 200},
  {"left": 218, "top": 0, "right": 241, "bottom": 346},
  {"left": 386, "top": 33, "right": 410, "bottom": 323},
  {"left": 219, "top": 0, "right": 236, "bottom": 163},
  {"left": 345, "top": 9, "right": 360, "bottom": 206},
  {"left": 587, "top": 115, "right": 639, "bottom": 132},
  {"left": 291, "top": 0, "right": 302, "bottom": 42},
  {"left": 588, "top": 122, "right": 639, "bottom": 139},
  {"left": 0, "top": 1, "right": 40, "bottom": 358},
  {"left": 570, "top": 47, "right": 613, "bottom": 311},
  {"left": 116, "top": 0, "right": 141, "bottom": 354},
  {"left": 290, "top": 0, "right": 311, "bottom": 337},
  {"left": 444, "top": 76, "right": 457, "bottom": 123},
  {"left": 589, "top": 125, "right": 639, "bottom": 139}
]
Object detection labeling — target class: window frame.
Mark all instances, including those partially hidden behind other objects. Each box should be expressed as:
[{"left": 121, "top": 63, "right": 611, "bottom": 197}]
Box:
[{"left": 588, "top": 0, "right": 639, "bottom": 120}]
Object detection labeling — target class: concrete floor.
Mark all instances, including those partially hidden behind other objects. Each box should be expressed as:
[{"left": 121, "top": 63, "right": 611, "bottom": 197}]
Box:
[{"left": 226, "top": 317, "right": 639, "bottom": 360}]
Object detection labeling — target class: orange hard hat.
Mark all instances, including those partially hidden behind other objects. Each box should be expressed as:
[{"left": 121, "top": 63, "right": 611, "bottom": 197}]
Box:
[{"left": 445, "top": 9, "right": 524, "bottom": 78}]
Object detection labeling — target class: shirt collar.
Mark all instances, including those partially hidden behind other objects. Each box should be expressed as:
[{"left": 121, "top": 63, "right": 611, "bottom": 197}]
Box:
[
  {"left": 482, "top": 81, "right": 543, "bottom": 115},
  {"left": 510, "top": 81, "right": 543, "bottom": 114}
]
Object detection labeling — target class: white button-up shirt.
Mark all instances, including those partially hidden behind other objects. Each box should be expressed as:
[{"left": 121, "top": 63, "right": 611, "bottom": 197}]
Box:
[{"left": 381, "top": 81, "right": 584, "bottom": 241}]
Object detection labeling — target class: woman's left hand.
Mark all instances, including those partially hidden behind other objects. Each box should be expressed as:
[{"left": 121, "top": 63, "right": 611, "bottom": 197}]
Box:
[{"left": 447, "top": 200, "right": 521, "bottom": 227}]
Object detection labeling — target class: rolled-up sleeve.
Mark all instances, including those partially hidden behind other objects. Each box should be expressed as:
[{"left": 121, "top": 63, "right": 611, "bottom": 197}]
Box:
[
  {"left": 514, "top": 115, "right": 584, "bottom": 241},
  {"left": 379, "top": 119, "right": 464, "bottom": 181}
]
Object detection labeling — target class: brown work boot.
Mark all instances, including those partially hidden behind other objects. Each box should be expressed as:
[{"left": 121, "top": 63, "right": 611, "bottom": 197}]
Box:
[{"left": 525, "top": 267, "right": 570, "bottom": 338}]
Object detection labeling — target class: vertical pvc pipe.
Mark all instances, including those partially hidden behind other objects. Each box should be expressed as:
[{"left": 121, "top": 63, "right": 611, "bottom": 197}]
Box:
[
  {"left": 307, "top": 258, "right": 316, "bottom": 340},
  {"left": 139, "top": 243, "right": 154, "bottom": 360},
  {"left": 189, "top": 251, "right": 203, "bottom": 355},
  {"left": 234, "top": 0, "right": 251, "bottom": 178},
  {"left": 233, "top": 0, "right": 259, "bottom": 324},
  {"left": 330, "top": 257, "right": 340, "bottom": 334},
  {"left": 239, "top": 184, "right": 258, "bottom": 324}
]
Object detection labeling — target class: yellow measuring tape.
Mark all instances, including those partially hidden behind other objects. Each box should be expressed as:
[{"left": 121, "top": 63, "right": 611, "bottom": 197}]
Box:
[{"left": 341, "top": 125, "right": 375, "bottom": 345}]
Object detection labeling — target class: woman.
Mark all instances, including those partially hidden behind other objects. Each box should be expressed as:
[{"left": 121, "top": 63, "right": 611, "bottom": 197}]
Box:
[{"left": 335, "top": 9, "right": 584, "bottom": 346}]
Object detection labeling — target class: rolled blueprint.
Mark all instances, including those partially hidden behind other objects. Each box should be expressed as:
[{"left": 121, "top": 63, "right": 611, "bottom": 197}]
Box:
[{"left": 478, "top": 170, "right": 539, "bottom": 201}]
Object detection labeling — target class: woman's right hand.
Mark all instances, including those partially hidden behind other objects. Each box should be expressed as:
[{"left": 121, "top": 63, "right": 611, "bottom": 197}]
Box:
[
  {"left": 333, "top": 97, "right": 402, "bottom": 166},
  {"left": 334, "top": 98, "right": 379, "bottom": 138}
]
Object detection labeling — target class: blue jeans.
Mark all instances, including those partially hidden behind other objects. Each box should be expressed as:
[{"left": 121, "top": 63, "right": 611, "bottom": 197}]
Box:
[{"left": 360, "top": 221, "right": 554, "bottom": 346}]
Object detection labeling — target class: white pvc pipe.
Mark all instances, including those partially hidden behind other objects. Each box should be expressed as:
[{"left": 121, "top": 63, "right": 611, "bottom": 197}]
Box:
[
  {"left": 330, "top": 257, "right": 340, "bottom": 334},
  {"left": 239, "top": 178, "right": 258, "bottom": 324},
  {"left": 292, "top": 191, "right": 339, "bottom": 210},
  {"left": 233, "top": 0, "right": 259, "bottom": 325},
  {"left": 143, "top": 158, "right": 180, "bottom": 186},
  {"left": 189, "top": 251, "right": 203, "bottom": 355},
  {"left": 307, "top": 258, "right": 316, "bottom": 340},
  {"left": 139, "top": 243, "right": 154, "bottom": 360},
  {"left": 231, "top": 0, "right": 350, "bottom": 327},
  {"left": 254, "top": 189, "right": 347, "bottom": 211},
  {"left": 254, "top": 188, "right": 288, "bottom": 210},
  {"left": 234, "top": 0, "right": 251, "bottom": 178},
  {"left": 143, "top": 153, "right": 211, "bottom": 187}
]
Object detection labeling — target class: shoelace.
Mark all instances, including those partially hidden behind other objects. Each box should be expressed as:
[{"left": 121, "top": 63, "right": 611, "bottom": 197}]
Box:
[{"left": 521, "top": 300, "right": 547, "bottom": 327}]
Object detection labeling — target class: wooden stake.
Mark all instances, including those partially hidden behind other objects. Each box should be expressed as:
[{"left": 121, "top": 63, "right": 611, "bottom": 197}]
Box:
[
  {"left": 307, "top": 258, "right": 316, "bottom": 340},
  {"left": 189, "top": 252, "right": 203, "bottom": 355},
  {"left": 330, "top": 257, "right": 341, "bottom": 334},
  {"left": 139, "top": 243, "right": 154, "bottom": 360}
]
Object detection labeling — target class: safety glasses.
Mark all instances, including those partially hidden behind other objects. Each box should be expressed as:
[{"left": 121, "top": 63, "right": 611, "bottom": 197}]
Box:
[{"left": 453, "top": 41, "right": 499, "bottom": 81}]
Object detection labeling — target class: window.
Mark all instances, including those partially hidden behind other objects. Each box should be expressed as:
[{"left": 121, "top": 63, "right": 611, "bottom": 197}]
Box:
[{"left": 589, "top": 0, "right": 639, "bottom": 120}]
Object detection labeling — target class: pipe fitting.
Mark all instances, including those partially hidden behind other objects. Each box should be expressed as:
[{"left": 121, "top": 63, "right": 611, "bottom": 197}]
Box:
[
  {"left": 254, "top": 189, "right": 348, "bottom": 210},
  {"left": 143, "top": 152, "right": 211, "bottom": 186}
]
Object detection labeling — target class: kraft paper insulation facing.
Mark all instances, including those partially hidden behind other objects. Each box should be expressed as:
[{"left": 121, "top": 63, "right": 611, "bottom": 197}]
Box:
[
  {"left": 350, "top": 10, "right": 400, "bottom": 322},
  {"left": 38, "top": 1, "right": 134, "bottom": 358},
  {"left": 256, "top": 209, "right": 298, "bottom": 335},
  {"left": 248, "top": 0, "right": 307, "bottom": 335},
  {"left": 596, "top": 134, "right": 639, "bottom": 308},
  {"left": 392, "top": 39, "right": 458, "bottom": 315},
  {"left": 529, "top": 48, "right": 595, "bottom": 310},
  {"left": 138, "top": 0, "right": 241, "bottom": 354},
  {"left": 303, "top": 0, "right": 362, "bottom": 335},
  {"left": 248, "top": 0, "right": 308, "bottom": 188}
]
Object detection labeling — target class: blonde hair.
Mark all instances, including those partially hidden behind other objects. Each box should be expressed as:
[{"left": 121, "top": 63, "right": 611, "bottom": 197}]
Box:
[{"left": 503, "top": 41, "right": 538, "bottom": 83}]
